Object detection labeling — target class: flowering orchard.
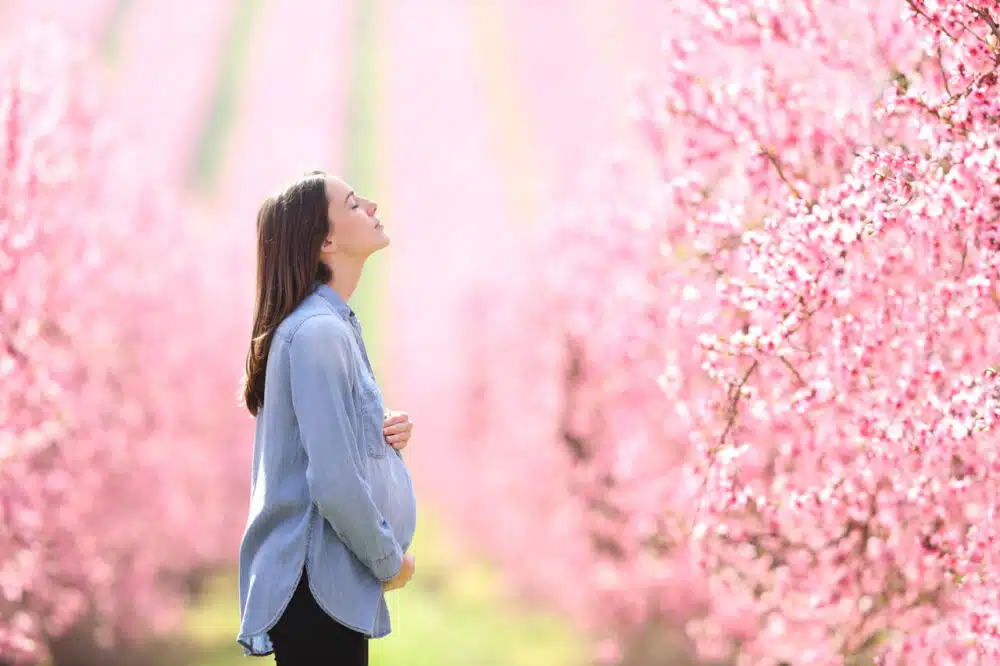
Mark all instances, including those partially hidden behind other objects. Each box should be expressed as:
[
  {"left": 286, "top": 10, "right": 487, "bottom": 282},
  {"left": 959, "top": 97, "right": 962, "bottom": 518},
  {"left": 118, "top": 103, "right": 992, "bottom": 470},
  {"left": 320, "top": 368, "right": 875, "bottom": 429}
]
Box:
[
  {"left": 445, "top": 1, "right": 1000, "bottom": 664},
  {"left": 0, "top": 28, "right": 250, "bottom": 663}
]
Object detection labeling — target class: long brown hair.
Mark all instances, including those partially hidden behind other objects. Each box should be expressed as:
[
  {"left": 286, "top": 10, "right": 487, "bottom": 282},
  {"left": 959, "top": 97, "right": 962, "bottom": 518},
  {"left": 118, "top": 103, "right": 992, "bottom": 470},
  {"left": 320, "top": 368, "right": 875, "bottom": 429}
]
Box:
[{"left": 242, "top": 170, "right": 332, "bottom": 415}]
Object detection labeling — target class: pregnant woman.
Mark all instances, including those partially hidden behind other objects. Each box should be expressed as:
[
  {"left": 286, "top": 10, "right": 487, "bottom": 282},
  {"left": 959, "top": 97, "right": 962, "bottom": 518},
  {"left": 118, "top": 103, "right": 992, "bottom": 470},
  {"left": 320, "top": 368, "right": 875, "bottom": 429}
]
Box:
[{"left": 236, "top": 171, "right": 418, "bottom": 665}]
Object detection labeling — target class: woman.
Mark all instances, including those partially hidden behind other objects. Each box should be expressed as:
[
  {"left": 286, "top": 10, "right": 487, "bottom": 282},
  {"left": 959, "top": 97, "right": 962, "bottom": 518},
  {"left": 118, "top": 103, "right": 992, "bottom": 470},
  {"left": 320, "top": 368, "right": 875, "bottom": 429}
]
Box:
[{"left": 236, "top": 171, "right": 417, "bottom": 665}]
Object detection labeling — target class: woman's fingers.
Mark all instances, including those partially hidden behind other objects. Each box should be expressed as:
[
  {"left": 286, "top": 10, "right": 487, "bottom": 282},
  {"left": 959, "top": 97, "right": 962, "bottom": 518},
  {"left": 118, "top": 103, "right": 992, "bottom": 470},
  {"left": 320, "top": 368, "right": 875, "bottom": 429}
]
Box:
[
  {"left": 385, "top": 434, "right": 409, "bottom": 449},
  {"left": 383, "top": 411, "right": 412, "bottom": 449},
  {"left": 382, "top": 421, "right": 412, "bottom": 436}
]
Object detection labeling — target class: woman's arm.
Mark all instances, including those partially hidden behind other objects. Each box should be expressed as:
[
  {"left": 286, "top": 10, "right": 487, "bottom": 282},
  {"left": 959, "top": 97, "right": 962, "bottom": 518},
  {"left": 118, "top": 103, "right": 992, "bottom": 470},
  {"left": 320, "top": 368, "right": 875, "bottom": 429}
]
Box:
[{"left": 288, "top": 315, "right": 403, "bottom": 582}]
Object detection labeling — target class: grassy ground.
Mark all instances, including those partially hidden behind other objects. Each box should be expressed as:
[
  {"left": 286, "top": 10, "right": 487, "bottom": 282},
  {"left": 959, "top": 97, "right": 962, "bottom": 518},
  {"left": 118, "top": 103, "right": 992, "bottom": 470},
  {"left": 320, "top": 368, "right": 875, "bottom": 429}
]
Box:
[{"left": 179, "top": 514, "right": 586, "bottom": 666}]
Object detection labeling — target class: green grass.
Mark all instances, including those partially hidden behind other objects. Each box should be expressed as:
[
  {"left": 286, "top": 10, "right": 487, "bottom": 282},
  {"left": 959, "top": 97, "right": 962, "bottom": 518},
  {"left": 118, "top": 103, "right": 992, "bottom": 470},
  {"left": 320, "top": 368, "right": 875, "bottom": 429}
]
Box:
[
  {"left": 178, "top": 514, "right": 585, "bottom": 666},
  {"left": 372, "top": 513, "right": 587, "bottom": 666}
]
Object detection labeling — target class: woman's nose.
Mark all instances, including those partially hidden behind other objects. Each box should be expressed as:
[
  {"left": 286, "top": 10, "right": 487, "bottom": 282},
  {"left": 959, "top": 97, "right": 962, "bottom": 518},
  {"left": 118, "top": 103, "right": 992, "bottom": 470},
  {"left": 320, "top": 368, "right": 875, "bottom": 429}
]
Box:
[{"left": 365, "top": 201, "right": 378, "bottom": 216}]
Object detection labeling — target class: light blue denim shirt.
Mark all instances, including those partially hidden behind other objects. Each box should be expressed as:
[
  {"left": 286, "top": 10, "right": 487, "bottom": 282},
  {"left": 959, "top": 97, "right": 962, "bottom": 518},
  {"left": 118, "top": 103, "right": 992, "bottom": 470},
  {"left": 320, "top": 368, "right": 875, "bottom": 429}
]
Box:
[{"left": 237, "top": 284, "right": 417, "bottom": 656}]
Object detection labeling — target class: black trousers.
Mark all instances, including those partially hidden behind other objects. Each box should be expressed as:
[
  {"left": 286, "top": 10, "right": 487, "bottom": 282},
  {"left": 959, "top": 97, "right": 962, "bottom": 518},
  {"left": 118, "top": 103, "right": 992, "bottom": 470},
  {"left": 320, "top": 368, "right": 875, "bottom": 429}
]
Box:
[{"left": 269, "top": 571, "right": 369, "bottom": 666}]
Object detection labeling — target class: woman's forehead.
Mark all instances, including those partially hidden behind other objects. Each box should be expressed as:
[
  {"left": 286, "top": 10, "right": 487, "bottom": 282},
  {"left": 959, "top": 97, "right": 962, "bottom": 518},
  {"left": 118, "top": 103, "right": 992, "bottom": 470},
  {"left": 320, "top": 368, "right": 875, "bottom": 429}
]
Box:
[{"left": 324, "top": 176, "right": 352, "bottom": 201}]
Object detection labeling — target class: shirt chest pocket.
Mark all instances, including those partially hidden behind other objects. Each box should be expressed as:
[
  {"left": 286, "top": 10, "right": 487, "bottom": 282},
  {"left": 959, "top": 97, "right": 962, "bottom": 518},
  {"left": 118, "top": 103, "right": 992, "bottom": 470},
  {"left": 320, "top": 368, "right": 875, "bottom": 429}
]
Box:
[{"left": 357, "top": 372, "right": 390, "bottom": 459}]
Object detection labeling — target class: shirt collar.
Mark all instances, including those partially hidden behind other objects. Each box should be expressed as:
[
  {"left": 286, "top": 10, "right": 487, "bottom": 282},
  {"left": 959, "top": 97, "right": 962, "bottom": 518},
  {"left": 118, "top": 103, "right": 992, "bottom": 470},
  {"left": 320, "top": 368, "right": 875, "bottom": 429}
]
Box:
[{"left": 314, "top": 282, "right": 355, "bottom": 320}]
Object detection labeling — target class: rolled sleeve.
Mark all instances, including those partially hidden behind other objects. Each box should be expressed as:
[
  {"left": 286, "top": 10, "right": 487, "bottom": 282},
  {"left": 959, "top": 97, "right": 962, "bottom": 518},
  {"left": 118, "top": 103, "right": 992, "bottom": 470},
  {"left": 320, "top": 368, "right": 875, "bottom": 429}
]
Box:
[{"left": 288, "top": 315, "right": 403, "bottom": 582}]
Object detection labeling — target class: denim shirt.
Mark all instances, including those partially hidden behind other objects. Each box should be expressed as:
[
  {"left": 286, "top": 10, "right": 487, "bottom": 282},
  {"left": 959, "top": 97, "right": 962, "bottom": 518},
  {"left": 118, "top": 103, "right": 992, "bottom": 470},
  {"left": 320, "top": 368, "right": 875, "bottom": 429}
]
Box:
[{"left": 237, "top": 284, "right": 417, "bottom": 656}]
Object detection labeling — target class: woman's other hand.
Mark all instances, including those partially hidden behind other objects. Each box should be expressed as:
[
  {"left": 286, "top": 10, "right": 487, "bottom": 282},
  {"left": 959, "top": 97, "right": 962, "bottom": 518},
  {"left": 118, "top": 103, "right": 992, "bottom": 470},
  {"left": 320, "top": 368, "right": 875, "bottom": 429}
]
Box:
[
  {"left": 382, "top": 553, "right": 415, "bottom": 592},
  {"left": 383, "top": 411, "right": 413, "bottom": 450}
]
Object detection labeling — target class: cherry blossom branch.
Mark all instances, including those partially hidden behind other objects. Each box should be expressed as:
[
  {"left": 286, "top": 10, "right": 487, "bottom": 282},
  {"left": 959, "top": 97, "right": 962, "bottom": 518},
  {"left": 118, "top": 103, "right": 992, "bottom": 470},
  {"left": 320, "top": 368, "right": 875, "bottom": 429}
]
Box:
[
  {"left": 904, "top": 0, "right": 958, "bottom": 42},
  {"left": 936, "top": 45, "right": 953, "bottom": 96},
  {"left": 718, "top": 360, "right": 759, "bottom": 451}
]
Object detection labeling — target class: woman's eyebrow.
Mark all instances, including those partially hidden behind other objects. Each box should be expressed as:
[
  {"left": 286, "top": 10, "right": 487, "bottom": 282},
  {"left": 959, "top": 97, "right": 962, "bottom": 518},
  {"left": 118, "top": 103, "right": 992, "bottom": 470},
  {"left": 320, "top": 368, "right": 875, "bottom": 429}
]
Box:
[{"left": 344, "top": 190, "right": 355, "bottom": 203}]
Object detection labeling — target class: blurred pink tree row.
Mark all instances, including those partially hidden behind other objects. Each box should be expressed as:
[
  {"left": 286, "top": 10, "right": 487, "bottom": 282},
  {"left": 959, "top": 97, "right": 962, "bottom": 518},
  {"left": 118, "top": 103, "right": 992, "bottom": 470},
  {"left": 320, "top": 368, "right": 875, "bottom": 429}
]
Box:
[
  {"left": 0, "top": 26, "right": 249, "bottom": 663},
  {"left": 104, "top": 0, "right": 237, "bottom": 188},
  {"left": 439, "top": 1, "right": 1000, "bottom": 664}
]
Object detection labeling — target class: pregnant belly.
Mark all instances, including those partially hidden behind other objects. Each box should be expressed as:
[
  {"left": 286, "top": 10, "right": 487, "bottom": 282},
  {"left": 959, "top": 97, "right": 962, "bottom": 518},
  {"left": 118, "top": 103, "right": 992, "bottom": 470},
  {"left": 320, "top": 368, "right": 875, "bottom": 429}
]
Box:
[{"left": 366, "top": 452, "right": 417, "bottom": 552}]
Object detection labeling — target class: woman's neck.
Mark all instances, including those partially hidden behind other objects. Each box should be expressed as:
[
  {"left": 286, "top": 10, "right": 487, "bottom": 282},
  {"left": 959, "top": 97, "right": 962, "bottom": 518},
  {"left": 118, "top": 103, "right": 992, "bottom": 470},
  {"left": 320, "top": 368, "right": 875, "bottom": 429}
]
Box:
[{"left": 328, "top": 257, "right": 364, "bottom": 304}]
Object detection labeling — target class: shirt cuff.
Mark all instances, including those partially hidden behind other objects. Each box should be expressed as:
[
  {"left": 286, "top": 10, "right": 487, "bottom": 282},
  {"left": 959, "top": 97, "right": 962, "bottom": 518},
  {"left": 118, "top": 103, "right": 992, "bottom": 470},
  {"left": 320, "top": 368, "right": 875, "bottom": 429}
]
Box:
[{"left": 370, "top": 546, "right": 404, "bottom": 582}]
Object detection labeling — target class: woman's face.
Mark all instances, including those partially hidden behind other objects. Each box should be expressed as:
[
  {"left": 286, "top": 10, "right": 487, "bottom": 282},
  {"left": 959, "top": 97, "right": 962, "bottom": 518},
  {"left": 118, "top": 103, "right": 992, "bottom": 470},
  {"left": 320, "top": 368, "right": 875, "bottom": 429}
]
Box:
[{"left": 321, "top": 175, "right": 388, "bottom": 259}]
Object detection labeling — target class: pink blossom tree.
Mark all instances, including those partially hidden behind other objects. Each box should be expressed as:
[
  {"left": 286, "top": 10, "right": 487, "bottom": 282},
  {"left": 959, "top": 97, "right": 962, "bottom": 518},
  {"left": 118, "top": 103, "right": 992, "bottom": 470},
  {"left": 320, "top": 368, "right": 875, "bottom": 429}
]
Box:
[
  {"left": 446, "top": 1, "right": 1000, "bottom": 664},
  {"left": 1, "top": 26, "right": 250, "bottom": 664}
]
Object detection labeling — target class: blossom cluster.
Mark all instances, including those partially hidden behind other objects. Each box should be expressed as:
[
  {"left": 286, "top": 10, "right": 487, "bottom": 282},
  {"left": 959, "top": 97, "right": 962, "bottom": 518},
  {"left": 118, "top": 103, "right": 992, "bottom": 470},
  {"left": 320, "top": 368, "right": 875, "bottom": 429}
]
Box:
[
  {"left": 1, "top": 27, "right": 250, "bottom": 663},
  {"left": 445, "top": 1, "right": 1000, "bottom": 664}
]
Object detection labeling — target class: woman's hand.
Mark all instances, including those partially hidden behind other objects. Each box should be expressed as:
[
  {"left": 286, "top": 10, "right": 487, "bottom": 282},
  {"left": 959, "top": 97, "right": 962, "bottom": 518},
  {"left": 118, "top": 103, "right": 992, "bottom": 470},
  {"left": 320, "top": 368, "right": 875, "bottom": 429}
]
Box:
[
  {"left": 383, "top": 411, "right": 413, "bottom": 450},
  {"left": 383, "top": 553, "right": 415, "bottom": 592}
]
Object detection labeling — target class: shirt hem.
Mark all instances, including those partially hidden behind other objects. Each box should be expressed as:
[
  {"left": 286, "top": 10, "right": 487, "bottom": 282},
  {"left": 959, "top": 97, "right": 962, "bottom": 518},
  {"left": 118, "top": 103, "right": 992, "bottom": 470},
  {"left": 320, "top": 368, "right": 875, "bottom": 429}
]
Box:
[
  {"left": 236, "top": 562, "right": 306, "bottom": 656},
  {"left": 237, "top": 634, "right": 276, "bottom": 657},
  {"left": 304, "top": 576, "right": 389, "bottom": 639}
]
